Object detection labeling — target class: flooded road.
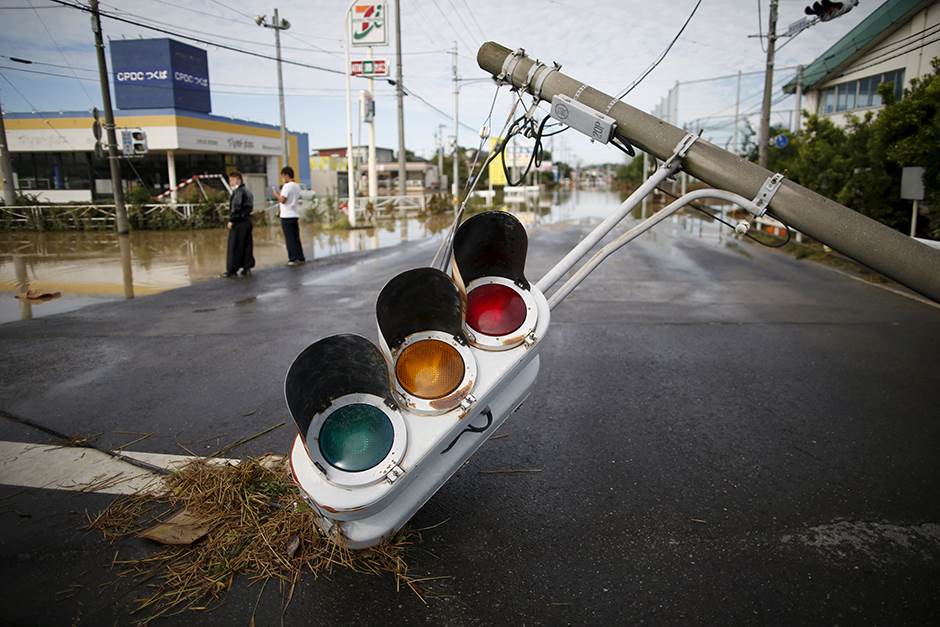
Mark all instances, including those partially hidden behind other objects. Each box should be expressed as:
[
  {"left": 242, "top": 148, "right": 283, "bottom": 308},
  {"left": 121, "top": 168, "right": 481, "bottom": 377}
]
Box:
[{"left": 0, "top": 190, "right": 673, "bottom": 324}]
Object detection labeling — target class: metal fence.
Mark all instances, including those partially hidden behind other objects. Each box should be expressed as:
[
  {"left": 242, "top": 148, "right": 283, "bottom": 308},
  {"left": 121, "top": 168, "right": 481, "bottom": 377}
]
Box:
[{"left": 0, "top": 203, "right": 227, "bottom": 230}]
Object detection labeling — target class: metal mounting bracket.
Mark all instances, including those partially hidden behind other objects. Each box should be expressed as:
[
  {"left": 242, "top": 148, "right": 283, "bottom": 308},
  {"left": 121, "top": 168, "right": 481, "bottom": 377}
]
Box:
[
  {"left": 498, "top": 48, "right": 526, "bottom": 87},
  {"left": 752, "top": 172, "right": 785, "bottom": 217},
  {"left": 384, "top": 463, "right": 404, "bottom": 485},
  {"left": 524, "top": 60, "right": 544, "bottom": 93},
  {"left": 458, "top": 394, "right": 476, "bottom": 413},
  {"left": 532, "top": 62, "right": 561, "bottom": 103},
  {"left": 663, "top": 132, "right": 700, "bottom": 171}
]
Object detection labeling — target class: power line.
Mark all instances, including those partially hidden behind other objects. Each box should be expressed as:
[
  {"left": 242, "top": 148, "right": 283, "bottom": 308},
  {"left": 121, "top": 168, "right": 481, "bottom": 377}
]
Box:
[
  {"left": 48, "top": 0, "right": 347, "bottom": 76},
  {"left": 204, "top": 0, "right": 254, "bottom": 22},
  {"left": 412, "top": 0, "right": 448, "bottom": 49},
  {"left": 679, "top": 65, "right": 798, "bottom": 86},
  {"left": 403, "top": 86, "right": 477, "bottom": 132},
  {"left": 445, "top": 0, "right": 481, "bottom": 49},
  {"left": 459, "top": 0, "right": 486, "bottom": 41},
  {"left": 0, "top": 72, "right": 80, "bottom": 150},
  {"left": 96, "top": 1, "right": 332, "bottom": 54},
  {"left": 428, "top": 0, "right": 474, "bottom": 52},
  {"left": 616, "top": 0, "right": 702, "bottom": 99},
  {"left": 830, "top": 35, "right": 940, "bottom": 80},
  {"left": 28, "top": 0, "right": 97, "bottom": 107},
  {"left": 0, "top": 65, "right": 397, "bottom": 98}
]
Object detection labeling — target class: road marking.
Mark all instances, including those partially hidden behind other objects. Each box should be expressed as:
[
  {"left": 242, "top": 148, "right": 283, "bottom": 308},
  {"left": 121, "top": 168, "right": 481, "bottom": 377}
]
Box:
[{"left": 0, "top": 440, "right": 237, "bottom": 495}]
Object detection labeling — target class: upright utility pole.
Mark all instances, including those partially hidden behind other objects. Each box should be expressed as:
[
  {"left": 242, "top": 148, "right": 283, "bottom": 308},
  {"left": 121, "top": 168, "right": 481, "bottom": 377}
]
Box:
[
  {"left": 367, "top": 47, "right": 377, "bottom": 202},
  {"left": 436, "top": 123, "right": 445, "bottom": 191},
  {"left": 90, "top": 0, "right": 129, "bottom": 234},
  {"left": 394, "top": 0, "right": 407, "bottom": 196},
  {"left": 758, "top": 0, "right": 778, "bottom": 169},
  {"left": 0, "top": 103, "right": 16, "bottom": 207},
  {"left": 732, "top": 69, "right": 742, "bottom": 155},
  {"left": 451, "top": 42, "right": 459, "bottom": 203},
  {"left": 257, "top": 10, "right": 290, "bottom": 169},
  {"left": 342, "top": 2, "right": 357, "bottom": 226},
  {"left": 793, "top": 64, "right": 804, "bottom": 132},
  {"left": 669, "top": 81, "right": 679, "bottom": 125}
]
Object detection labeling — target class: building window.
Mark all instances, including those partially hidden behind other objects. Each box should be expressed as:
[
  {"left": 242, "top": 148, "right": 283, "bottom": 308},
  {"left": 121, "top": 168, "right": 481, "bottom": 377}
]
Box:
[{"left": 819, "top": 68, "right": 905, "bottom": 115}]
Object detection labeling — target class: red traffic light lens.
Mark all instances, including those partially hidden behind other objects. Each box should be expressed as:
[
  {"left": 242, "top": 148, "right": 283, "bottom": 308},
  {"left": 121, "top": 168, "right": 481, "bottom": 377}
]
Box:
[{"left": 466, "top": 283, "right": 527, "bottom": 337}]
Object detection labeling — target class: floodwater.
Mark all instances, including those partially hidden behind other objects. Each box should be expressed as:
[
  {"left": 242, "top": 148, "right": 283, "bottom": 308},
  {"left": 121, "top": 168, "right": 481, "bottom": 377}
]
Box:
[{"left": 0, "top": 190, "right": 659, "bottom": 324}]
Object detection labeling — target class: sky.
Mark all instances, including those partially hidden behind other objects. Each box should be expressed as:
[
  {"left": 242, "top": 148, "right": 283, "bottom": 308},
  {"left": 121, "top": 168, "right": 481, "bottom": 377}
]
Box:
[{"left": 0, "top": 0, "right": 880, "bottom": 165}]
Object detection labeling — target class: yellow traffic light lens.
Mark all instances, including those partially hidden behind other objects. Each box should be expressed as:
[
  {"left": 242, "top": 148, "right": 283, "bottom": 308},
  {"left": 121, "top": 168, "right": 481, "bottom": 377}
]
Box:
[{"left": 395, "top": 339, "right": 465, "bottom": 400}]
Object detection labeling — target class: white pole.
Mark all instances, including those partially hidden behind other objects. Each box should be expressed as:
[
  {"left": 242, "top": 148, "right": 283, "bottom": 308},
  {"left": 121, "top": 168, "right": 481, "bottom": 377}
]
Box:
[
  {"left": 273, "top": 8, "right": 289, "bottom": 170},
  {"left": 670, "top": 81, "right": 679, "bottom": 125},
  {"left": 452, "top": 42, "right": 459, "bottom": 203},
  {"left": 793, "top": 64, "right": 804, "bottom": 132},
  {"left": 343, "top": 1, "right": 357, "bottom": 227},
  {"left": 367, "top": 47, "right": 377, "bottom": 203},
  {"left": 167, "top": 150, "right": 177, "bottom": 205},
  {"left": 732, "top": 70, "right": 741, "bottom": 154},
  {"left": 910, "top": 199, "right": 919, "bottom": 237}
]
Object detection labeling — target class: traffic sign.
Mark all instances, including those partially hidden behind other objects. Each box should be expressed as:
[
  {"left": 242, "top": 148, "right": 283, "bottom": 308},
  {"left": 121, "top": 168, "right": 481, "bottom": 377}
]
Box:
[
  {"left": 121, "top": 130, "right": 134, "bottom": 155},
  {"left": 350, "top": 2, "right": 387, "bottom": 47},
  {"left": 350, "top": 59, "right": 389, "bottom": 77},
  {"left": 774, "top": 134, "right": 789, "bottom": 149}
]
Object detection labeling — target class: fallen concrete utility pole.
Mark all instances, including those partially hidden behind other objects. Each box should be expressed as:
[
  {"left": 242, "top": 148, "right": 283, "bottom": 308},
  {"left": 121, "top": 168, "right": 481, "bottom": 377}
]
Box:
[{"left": 477, "top": 42, "right": 940, "bottom": 303}]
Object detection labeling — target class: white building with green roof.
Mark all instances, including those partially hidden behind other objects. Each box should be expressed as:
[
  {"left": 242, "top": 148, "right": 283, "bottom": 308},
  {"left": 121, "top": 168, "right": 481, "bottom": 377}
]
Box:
[{"left": 784, "top": 0, "right": 939, "bottom": 127}]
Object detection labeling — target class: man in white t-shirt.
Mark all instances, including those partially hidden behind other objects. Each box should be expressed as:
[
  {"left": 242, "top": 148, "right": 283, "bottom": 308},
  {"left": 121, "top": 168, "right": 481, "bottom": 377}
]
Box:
[{"left": 275, "top": 166, "right": 306, "bottom": 266}]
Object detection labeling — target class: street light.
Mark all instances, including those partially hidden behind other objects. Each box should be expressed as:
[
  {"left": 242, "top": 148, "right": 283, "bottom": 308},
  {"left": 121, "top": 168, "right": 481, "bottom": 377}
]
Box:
[{"left": 256, "top": 10, "right": 291, "bottom": 174}]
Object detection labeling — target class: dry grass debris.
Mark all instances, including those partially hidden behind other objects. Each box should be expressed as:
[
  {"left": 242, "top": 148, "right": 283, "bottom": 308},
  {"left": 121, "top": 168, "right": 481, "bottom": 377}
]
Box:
[{"left": 87, "top": 456, "right": 434, "bottom": 622}]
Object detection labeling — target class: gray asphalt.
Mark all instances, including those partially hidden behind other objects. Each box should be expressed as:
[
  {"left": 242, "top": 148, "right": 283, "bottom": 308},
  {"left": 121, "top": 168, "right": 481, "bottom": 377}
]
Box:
[{"left": 1, "top": 207, "right": 939, "bottom": 625}]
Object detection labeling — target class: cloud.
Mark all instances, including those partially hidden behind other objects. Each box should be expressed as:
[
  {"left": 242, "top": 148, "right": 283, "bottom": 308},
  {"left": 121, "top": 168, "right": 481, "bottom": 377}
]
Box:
[{"left": 0, "top": 0, "right": 877, "bottom": 164}]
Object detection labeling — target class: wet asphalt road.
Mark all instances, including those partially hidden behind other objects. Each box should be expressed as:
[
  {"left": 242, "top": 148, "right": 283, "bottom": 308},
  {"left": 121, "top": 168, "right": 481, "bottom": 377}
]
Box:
[{"left": 1, "top": 213, "right": 939, "bottom": 625}]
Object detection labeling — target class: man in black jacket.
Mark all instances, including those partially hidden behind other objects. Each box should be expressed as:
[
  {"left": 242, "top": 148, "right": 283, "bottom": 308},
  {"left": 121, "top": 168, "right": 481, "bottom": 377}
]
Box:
[{"left": 222, "top": 170, "right": 255, "bottom": 277}]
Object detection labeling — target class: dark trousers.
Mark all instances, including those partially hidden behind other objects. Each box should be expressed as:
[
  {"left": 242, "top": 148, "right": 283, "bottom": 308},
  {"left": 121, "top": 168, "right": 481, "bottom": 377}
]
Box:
[
  {"left": 226, "top": 220, "right": 254, "bottom": 274},
  {"left": 280, "top": 217, "right": 305, "bottom": 262}
]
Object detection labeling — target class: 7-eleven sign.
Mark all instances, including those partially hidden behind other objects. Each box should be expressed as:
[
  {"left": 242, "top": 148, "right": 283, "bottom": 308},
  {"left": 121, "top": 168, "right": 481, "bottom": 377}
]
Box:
[
  {"left": 351, "top": 59, "right": 389, "bottom": 77},
  {"left": 351, "top": 2, "right": 388, "bottom": 47}
]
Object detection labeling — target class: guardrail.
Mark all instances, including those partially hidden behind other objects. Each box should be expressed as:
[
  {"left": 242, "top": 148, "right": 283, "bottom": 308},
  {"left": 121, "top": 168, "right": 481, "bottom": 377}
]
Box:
[
  {"left": 0, "top": 203, "right": 227, "bottom": 230},
  {"left": 343, "top": 195, "right": 427, "bottom": 214}
]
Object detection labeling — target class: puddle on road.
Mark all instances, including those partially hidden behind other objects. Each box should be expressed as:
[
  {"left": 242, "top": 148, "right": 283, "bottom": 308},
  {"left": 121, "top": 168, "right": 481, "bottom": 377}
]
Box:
[{"left": 0, "top": 190, "right": 732, "bottom": 323}]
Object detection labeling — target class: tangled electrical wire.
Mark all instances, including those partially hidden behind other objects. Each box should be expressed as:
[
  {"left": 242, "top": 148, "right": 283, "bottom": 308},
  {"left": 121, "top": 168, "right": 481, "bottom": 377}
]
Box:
[
  {"left": 655, "top": 186, "right": 792, "bottom": 248},
  {"left": 496, "top": 102, "right": 635, "bottom": 187}
]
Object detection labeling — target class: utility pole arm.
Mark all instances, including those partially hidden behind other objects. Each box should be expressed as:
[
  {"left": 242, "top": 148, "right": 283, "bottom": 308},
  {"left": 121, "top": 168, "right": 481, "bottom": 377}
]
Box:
[{"left": 476, "top": 42, "right": 940, "bottom": 303}]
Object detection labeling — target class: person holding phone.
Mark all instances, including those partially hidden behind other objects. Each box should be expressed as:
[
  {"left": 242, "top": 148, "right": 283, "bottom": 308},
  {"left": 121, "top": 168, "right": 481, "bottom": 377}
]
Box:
[{"left": 275, "top": 166, "right": 305, "bottom": 266}]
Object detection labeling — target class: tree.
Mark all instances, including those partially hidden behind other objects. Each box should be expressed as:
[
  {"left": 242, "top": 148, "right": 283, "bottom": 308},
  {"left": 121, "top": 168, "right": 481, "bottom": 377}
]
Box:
[
  {"left": 614, "top": 156, "right": 645, "bottom": 187},
  {"left": 748, "top": 58, "right": 940, "bottom": 238}
]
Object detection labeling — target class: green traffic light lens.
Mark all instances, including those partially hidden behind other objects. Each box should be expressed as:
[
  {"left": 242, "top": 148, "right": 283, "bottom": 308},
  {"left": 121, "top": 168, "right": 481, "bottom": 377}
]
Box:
[{"left": 318, "top": 403, "right": 394, "bottom": 472}]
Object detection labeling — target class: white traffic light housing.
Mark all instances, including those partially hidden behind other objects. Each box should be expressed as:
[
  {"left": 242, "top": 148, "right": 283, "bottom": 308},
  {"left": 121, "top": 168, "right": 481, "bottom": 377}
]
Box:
[
  {"left": 131, "top": 130, "right": 148, "bottom": 155},
  {"left": 285, "top": 334, "right": 406, "bottom": 488},
  {"left": 453, "top": 211, "right": 539, "bottom": 350},
  {"left": 121, "top": 128, "right": 148, "bottom": 156},
  {"left": 287, "top": 219, "right": 551, "bottom": 548},
  {"left": 376, "top": 267, "right": 477, "bottom": 414}
]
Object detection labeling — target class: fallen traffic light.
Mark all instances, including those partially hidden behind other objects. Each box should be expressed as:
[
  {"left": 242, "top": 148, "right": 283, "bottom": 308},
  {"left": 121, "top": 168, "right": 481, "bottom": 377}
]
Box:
[
  {"left": 376, "top": 266, "right": 477, "bottom": 414},
  {"left": 453, "top": 210, "right": 538, "bottom": 350},
  {"left": 287, "top": 212, "right": 551, "bottom": 548},
  {"left": 285, "top": 333, "right": 406, "bottom": 488}
]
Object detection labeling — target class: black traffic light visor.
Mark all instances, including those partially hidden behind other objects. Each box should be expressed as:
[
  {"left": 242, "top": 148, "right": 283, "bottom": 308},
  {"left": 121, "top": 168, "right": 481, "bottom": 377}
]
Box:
[
  {"left": 453, "top": 211, "right": 529, "bottom": 289},
  {"left": 285, "top": 333, "right": 392, "bottom": 441},
  {"left": 376, "top": 267, "right": 464, "bottom": 349}
]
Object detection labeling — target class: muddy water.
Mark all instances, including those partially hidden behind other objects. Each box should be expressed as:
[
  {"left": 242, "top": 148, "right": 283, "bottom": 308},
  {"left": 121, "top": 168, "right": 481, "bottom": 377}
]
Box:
[{"left": 0, "top": 190, "right": 633, "bottom": 324}]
